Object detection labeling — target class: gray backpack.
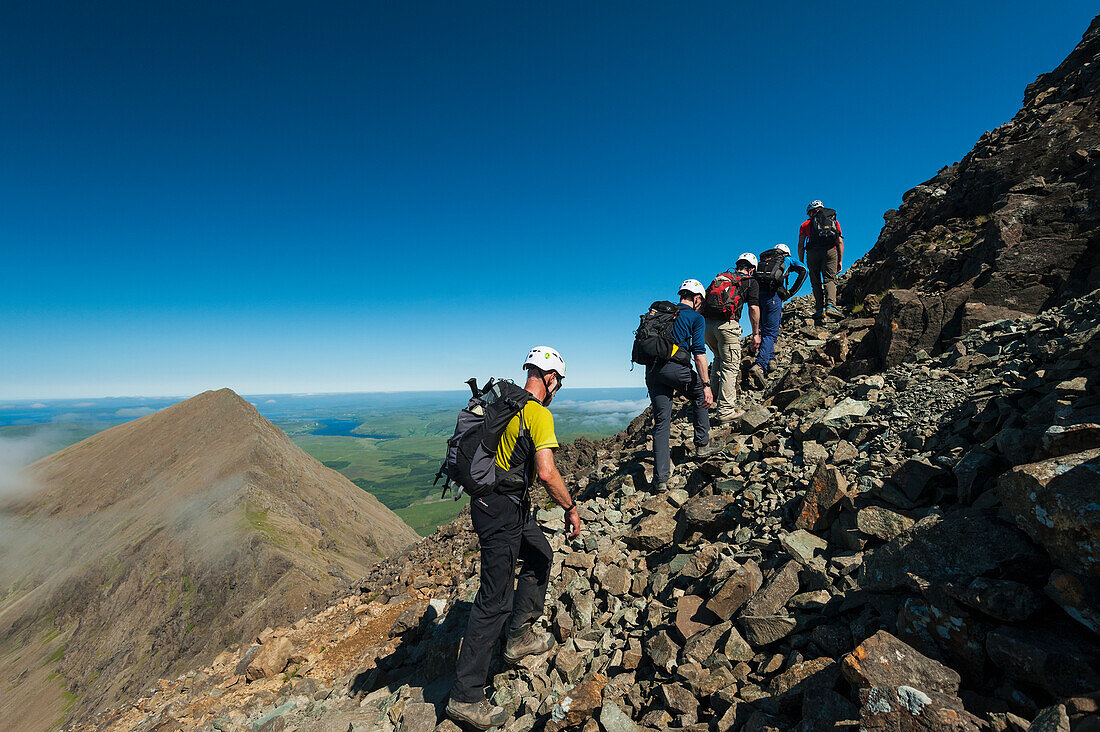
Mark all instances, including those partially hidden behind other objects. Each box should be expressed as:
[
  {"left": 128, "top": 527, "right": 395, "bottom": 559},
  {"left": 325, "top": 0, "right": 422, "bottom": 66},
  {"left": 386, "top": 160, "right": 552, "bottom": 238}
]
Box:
[{"left": 435, "top": 379, "right": 533, "bottom": 500}]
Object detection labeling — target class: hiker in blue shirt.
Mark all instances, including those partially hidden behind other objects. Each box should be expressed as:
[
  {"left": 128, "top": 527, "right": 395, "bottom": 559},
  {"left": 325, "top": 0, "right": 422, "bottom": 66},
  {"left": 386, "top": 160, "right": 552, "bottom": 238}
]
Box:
[{"left": 645, "top": 279, "right": 718, "bottom": 491}]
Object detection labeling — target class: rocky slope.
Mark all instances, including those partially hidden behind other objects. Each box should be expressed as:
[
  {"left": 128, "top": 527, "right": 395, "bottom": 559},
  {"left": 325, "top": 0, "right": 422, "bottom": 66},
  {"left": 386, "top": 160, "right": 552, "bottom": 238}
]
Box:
[
  {"left": 66, "top": 288, "right": 1100, "bottom": 732},
  {"left": 0, "top": 389, "right": 418, "bottom": 731},
  {"left": 52, "top": 13, "right": 1100, "bottom": 732},
  {"left": 844, "top": 14, "right": 1100, "bottom": 369}
]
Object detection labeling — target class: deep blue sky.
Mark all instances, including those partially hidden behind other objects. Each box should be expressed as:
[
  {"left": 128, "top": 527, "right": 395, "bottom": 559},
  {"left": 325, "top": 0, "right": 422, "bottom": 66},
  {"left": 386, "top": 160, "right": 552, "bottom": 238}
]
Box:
[{"left": 3, "top": 1, "right": 1096, "bottom": 398}]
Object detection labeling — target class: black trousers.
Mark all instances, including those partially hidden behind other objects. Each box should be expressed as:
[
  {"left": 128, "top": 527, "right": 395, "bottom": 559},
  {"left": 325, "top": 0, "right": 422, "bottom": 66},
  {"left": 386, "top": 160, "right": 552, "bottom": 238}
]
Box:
[
  {"left": 646, "top": 360, "right": 710, "bottom": 484},
  {"left": 450, "top": 491, "right": 554, "bottom": 703}
]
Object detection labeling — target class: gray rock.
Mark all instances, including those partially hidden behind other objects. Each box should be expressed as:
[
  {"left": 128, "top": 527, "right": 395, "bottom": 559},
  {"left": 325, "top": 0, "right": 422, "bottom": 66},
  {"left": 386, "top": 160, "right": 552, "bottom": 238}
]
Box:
[
  {"left": 704, "top": 560, "right": 763, "bottom": 621},
  {"left": 742, "top": 561, "right": 800, "bottom": 617},
  {"left": 598, "top": 701, "right": 638, "bottom": 732},
  {"left": 780, "top": 529, "right": 828, "bottom": 565},
  {"left": 396, "top": 702, "right": 437, "bottom": 732},
  {"left": 856, "top": 506, "right": 914, "bottom": 541},
  {"left": 1027, "top": 704, "right": 1070, "bottom": 732},
  {"left": 738, "top": 615, "right": 796, "bottom": 646},
  {"left": 860, "top": 510, "right": 1040, "bottom": 591},
  {"left": 821, "top": 398, "right": 870, "bottom": 426},
  {"left": 997, "top": 447, "right": 1100, "bottom": 577}
]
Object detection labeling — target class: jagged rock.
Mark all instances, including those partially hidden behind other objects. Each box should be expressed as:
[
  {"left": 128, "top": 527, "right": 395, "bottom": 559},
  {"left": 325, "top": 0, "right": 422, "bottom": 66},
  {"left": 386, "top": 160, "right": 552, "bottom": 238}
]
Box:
[
  {"left": 841, "top": 631, "right": 960, "bottom": 694},
  {"left": 953, "top": 448, "right": 996, "bottom": 504},
  {"left": 599, "top": 701, "right": 638, "bottom": 732},
  {"left": 601, "top": 566, "right": 632, "bottom": 596},
  {"left": 738, "top": 615, "right": 796, "bottom": 646},
  {"left": 389, "top": 604, "right": 428, "bottom": 638},
  {"left": 941, "top": 577, "right": 1043, "bottom": 622},
  {"left": 796, "top": 463, "right": 850, "bottom": 531},
  {"left": 396, "top": 702, "right": 437, "bottom": 732},
  {"left": 674, "top": 595, "right": 712, "bottom": 643},
  {"left": 658, "top": 682, "right": 699, "bottom": 717},
  {"left": 889, "top": 457, "right": 946, "bottom": 504},
  {"left": 623, "top": 506, "right": 678, "bottom": 551},
  {"left": 897, "top": 597, "right": 988, "bottom": 684},
  {"left": 767, "top": 657, "right": 838, "bottom": 711},
  {"left": 986, "top": 625, "right": 1100, "bottom": 696},
  {"left": 723, "top": 625, "right": 754, "bottom": 662},
  {"left": 858, "top": 685, "right": 984, "bottom": 731},
  {"left": 681, "top": 494, "right": 738, "bottom": 534},
  {"left": 997, "top": 447, "right": 1100, "bottom": 577},
  {"left": 801, "top": 689, "right": 859, "bottom": 732},
  {"left": 742, "top": 561, "right": 800, "bottom": 617},
  {"left": 801, "top": 441, "right": 827, "bottom": 465},
  {"left": 1028, "top": 705, "right": 1071, "bottom": 732},
  {"left": 739, "top": 404, "right": 772, "bottom": 432},
  {"left": 245, "top": 637, "right": 295, "bottom": 681},
  {"left": 780, "top": 529, "right": 827, "bottom": 565},
  {"left": 682, "top": 620, "right": 732, "bottom": 665},
  {"left": 1045, "top": 569, "right": 1100, "bottom": 633},
  {"left": 704, "top": 561, "right": 763, "bottom": 621},
  {"left": 820, "top": 398, "right": 870, "bottom": 426},
  {"left": 545, "top": 673, "right": 607, "bottom": 731},
  {"left": 646, "top": 631, "right": 680, "bottom": 674},
  {"left": 860, "top": 510, "right": 1040, "bottom": 591},
  {"left": 856, "top": 505, "right": 914, "bottom": 541}
]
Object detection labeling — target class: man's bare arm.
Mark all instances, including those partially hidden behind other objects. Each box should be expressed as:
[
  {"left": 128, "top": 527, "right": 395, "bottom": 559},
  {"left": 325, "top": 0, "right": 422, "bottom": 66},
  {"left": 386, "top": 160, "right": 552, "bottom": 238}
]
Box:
[
  {"left": 837, "top": 237, "right": 845, "bottom": 272},
  {"left": 536, "top": 447, "right": 580, "bottom": 537}
]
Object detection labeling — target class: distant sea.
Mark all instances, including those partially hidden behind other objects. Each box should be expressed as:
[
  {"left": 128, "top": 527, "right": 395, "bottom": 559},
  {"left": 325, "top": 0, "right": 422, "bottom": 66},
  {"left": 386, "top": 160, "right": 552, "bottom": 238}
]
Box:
[{"left": 0, "top": 387, "right": 649, "bottom": 429}]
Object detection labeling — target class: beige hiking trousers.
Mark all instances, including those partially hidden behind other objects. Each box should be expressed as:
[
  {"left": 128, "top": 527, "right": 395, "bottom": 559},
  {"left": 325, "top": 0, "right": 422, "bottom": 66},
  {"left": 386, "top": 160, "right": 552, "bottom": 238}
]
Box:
[
  {"left": 705, "top": 317, "right": 742, "bottom": 421},
  {"left": 806, "top": 246, "right": 839, "bottom": 311}
]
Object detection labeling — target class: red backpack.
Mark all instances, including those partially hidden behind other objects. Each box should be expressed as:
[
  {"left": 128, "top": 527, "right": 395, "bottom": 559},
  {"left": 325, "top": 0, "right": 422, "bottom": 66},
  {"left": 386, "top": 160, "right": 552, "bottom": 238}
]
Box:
[{"left": 704, "top": 272, "right": 745, "bottom": 321}]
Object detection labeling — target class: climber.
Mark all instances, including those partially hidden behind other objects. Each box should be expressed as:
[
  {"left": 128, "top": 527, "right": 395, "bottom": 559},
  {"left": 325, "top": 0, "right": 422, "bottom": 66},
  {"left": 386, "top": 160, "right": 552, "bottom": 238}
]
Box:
[
  {"left": 798, "top": 200, "right": 845, "bottom": 322},
  {"left": 447, "top": 347, "right": 581, "bottom": 730},
  {"left": 749, "top": 244, "right": 808, "bottom": 387},
  {"left": 704, "top": 256, "right": 761, "bottom": 421},
  {"left": 646, "top": 279, "right": 717, "bottom": 492}
]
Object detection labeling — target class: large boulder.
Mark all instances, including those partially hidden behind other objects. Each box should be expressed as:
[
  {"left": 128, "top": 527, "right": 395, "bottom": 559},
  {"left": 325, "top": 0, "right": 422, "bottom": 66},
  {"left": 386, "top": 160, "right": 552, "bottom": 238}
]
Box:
[
  {"left": 841, "top": 630, "right": 961, "bottom": 695},
  {"left": 997, "top": 447, "right": 1100, "bottom": 577},
  {"left": 860, "top": 510, "right": 1041, "bottom": 591}
]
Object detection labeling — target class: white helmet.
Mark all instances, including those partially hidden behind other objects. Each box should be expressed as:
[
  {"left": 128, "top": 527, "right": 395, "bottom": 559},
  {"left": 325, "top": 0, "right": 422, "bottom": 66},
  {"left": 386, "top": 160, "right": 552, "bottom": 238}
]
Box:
[
  {"left": 775, "top": 243, "right": 791, "bottom": 256},
  {"left": 736, "top": 252, "right": 758, "bottom": 269},
  {"left": 679, "top": 279, "right": 706, "bottom": 298},
  {"left": 523, "top": 346, "right": 566, "bottom": 378},
  {"left": 807, "top": 200, "right": 824, "bottom": 213}
]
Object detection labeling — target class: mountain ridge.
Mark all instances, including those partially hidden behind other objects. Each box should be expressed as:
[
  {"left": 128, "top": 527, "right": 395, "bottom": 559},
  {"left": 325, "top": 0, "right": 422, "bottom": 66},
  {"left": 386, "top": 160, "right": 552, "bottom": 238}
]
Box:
[{"left": 1, "top": 387, "right": 419, "bottom": 731}]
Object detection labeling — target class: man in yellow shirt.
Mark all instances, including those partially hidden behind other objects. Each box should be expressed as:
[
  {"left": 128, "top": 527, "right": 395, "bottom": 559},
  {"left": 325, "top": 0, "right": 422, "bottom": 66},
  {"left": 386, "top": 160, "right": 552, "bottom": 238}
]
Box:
[{"left": 448, "top": 347, "right": 581, "bottom": 730}]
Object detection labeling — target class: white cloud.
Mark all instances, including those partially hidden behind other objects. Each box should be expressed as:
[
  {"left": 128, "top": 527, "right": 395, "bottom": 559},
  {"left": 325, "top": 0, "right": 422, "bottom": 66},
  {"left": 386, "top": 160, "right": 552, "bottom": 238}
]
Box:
[
  {"left": 265, "top": 399, "right": 277, "bottom": 404},
  {"left": 29, "top": 403, "right": 47, "bottom": 409},
  {"left": 554, "top": 399, "right": 651, "bottom": 415},
  {"left": 72, "top": 402, "right": 96, "bottom": 408},
  {"left": 115, "top": 407, "right": 156, "bottom": 418}
]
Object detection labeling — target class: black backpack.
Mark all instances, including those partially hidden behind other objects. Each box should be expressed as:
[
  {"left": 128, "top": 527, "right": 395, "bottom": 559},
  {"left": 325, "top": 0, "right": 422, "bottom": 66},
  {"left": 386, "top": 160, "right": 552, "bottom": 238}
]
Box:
[
  {"left": 632, "top": 301, "right": 690, "bottom": 367},
  {"left": 809, "top": 208, "right": 839, "bottom": 248},
  {"left": 755, "top": 249, "right": 788, "bottom": 291},
  {"left": 435, "top": 379, "right": 533, "bottom": 500}
]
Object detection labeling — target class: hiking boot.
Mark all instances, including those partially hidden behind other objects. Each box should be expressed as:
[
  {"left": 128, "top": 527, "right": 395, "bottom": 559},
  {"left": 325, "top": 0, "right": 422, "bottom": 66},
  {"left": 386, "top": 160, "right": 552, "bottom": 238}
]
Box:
[
  {"left": 749, "top": 364, "right": 767, "bottom": 389},
  {"left": 825, "top": 305, "right": 843, "bottom": 319},
  {"left": 446, "top": 698, "right": 509, "bottom": 729},
  {"left": 695, "top": 442, "right": 721, "bottom": 458},
  {"left": 656, "top": 481, "right": 669, "bottom": 492},
  {"left": 503, "top": 626, "right": 556, "bottom": 664}
]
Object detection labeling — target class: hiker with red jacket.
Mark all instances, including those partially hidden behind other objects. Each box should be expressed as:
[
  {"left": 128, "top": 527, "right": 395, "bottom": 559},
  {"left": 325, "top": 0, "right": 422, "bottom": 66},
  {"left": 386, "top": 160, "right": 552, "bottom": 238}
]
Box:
[
  {"left": 704, "top": 254, "right": 761, "bottom": 423},
  {"left": 798, "top": 200, "right": 845, "bottom": 322}
]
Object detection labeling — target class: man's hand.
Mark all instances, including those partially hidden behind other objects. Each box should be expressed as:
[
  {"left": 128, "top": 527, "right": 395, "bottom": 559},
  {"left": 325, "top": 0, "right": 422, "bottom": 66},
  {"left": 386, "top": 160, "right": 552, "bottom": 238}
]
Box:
[
  {"left": 565, "top": 505, "right": 581, "bottom": 539},
  {"left": 753, "top": 333, "right": 762, "bottom": 351},
  {"left": 703, "top": 385, "right": 714, "bottom": 408},
  {"left": 837, "top": 260, "right": 844, "bottom": 273}
]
